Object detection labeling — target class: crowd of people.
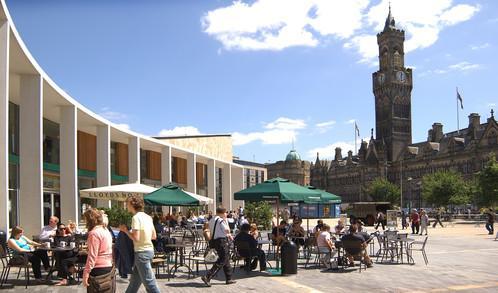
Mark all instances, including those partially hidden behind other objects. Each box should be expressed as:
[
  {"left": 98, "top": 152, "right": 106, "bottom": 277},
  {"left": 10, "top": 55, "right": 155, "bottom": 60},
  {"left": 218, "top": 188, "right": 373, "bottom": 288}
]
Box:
[{"left": 6, "top": 202, "right": 496, "bottom": 291}]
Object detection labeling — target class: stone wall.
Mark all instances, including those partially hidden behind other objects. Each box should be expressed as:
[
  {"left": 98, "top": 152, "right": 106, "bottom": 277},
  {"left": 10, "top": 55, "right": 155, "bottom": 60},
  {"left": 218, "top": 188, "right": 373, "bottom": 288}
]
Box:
[{"left": 158, "top": 136, "right": 233, "bottom": 162}]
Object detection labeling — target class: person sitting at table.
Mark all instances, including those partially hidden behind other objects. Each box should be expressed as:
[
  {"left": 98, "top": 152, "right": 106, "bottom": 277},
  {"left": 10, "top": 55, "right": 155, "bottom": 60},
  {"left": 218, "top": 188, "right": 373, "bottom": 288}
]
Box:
[
  {"left": 313, "top": 220, "right": 324, "bottom": 234},
  {"left": 153, "top": 215, "right": 164, "bottom": 234},
  {"left": 340, "top": 224, "right": 373, "bottom": 268},
  {"left": 288, "top": 220, "right": 305, "bottom": 248},
  {"left": 271, "top": 220, "right": 287, "bottom": 247},
  {"left": 39, "top": 215, "right": 59, "bottom": 241},
  {"left": 234, "top": 224, "right": 267, "bottom": 271},
  {"left": 66, "top": 220, "right": 81, "bottom": 235},
  {"left": 8, "top": 226, "right": 50, "bottom": 281},
  {"left": 202, "top": 223, "right": 211, "bottom": 242},
  {"left": 249, "top": 223, "right": 259, "bottom": 240},
  {"left": 335, "top": 220, "right": 345, "bottom": 235},
  {"left": 316, "top": 224, "right": 336, "bottom": 269},
  {"left": 54, "top": 223, "right": 79, "bottom": 286}
]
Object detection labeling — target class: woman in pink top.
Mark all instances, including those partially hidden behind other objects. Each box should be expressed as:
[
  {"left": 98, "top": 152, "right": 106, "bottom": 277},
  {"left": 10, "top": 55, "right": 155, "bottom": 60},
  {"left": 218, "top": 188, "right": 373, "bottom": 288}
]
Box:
[{"left": 82, "top": 208, "right": 113, "bottom": 291}]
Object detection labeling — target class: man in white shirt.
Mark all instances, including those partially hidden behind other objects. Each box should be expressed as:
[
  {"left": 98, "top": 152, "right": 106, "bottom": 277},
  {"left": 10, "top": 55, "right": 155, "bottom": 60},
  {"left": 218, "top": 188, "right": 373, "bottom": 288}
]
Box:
[
  {"left": 39, "top": 216, "right": 59, "bottom": 241},
  {"left": 201, "top": 207, "right": 236, "bottom": 287}
]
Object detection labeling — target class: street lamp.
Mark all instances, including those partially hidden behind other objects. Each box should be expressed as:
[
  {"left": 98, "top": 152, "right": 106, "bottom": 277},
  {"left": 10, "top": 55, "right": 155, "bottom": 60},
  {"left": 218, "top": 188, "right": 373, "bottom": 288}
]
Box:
[{"left": 406, "top": 177, "right": 413, "bottom": 210}]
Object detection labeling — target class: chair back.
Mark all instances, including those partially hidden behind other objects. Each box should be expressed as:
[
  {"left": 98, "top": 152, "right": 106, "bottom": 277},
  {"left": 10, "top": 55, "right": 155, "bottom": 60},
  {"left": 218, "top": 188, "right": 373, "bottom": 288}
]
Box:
[
  {"left": 398, "top": 233, "right": 408, "bottom": 240},
  {"left": 341, "top": 239, "right": 363, "bottom": 256},
  {"left": 234, "top": 240, "right": 252, "bottom": 258},
  {"left": 421, "top": 236, "right": 428, "bottom": 249}
]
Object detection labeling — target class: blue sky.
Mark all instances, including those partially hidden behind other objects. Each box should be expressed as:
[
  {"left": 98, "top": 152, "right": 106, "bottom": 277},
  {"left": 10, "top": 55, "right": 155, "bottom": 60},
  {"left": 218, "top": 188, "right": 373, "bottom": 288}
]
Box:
[{"left": 6, "top": 0, "right": 498, "bottom": 163}]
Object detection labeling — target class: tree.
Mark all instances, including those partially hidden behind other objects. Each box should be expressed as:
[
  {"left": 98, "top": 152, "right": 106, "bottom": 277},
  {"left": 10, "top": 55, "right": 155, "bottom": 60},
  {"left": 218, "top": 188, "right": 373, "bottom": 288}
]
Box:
[
  {"left": 422, "top": 170, "right": 471, "bottom": 207},
  {"left": 476, "top": 154, "right": 498, "bottom": 208},
  {"left": 366, "top": 178, "right": 400, "bottom": 206},
  {"left": 102, "top": 206, "right": 132, "bottom": 228},
  {"left": 244, "top": 201, "right": 273, "bottom": 230}
]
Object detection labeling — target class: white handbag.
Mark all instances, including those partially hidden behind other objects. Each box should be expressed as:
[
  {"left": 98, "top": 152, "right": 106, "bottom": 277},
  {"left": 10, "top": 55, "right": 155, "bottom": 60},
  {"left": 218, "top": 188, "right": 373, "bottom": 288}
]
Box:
[{"left": 204, "top": 249, "right": 218, "bottom": 262}]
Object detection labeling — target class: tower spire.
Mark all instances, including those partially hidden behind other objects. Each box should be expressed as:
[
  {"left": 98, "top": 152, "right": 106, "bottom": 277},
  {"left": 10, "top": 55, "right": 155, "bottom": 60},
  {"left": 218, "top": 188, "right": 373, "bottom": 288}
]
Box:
[{"left": 384, "top": 1, "right": 396, "bottom": 31}]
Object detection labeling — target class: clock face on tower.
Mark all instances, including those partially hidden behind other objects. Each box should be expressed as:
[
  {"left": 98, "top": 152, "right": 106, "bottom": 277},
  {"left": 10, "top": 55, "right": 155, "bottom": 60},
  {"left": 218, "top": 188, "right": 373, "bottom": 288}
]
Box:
[{"left": 396, "top": 71, "right": 406, "bottom": 82}]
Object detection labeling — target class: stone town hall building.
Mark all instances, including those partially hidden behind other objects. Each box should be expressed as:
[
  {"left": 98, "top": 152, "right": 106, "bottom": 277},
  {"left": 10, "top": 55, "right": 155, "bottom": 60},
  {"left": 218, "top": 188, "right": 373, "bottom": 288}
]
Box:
[{"left": 310, "top": 9, "right": 498, "bottom": 207}]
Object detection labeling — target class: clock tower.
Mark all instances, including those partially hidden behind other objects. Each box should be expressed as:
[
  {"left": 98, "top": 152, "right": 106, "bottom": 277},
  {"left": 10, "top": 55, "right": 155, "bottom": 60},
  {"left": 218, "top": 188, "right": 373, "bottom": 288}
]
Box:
[{"left": 372, "top": 6, "right": 413, "bottom": 162}]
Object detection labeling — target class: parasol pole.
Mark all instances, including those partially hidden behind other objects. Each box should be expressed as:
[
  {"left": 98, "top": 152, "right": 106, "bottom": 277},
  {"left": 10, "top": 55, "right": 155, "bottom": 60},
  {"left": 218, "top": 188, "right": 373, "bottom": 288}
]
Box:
[{"left": 276, "top": 197, "right": 280, "bottom": 270}]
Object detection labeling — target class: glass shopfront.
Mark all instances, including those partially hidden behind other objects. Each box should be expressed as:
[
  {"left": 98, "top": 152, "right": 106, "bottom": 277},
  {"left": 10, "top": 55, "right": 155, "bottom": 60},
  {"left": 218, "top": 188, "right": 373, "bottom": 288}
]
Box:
[
  {"left": 43, "top": 173, "right": 61, "bottom": 225},
  {"left": 8, "top": 163, "right": 19, "bottom": 229}
]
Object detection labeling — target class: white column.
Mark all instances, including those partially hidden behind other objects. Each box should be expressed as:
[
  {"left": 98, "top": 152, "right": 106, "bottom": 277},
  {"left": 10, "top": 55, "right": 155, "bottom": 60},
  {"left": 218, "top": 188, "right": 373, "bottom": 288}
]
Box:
[
  {"left": 128, "top": 136, "right": 140, "bottom": 183},
  {"left": 60, "top": 106, "right": 78, "bottom": 225},
  {"left": 160, "top": 146, "right": 171, "bottom": 215},
  {"left": 222, "top": 164, "right": 232, "bottom": 211},
  {"left": 19, "top": 74, "right": 43, "bottom": 236},
  {"left": 186, "top": 153, "right": 196, "bottom": 193},
  {"left": 96, "top": 125, "right": 110, "bottom": 208},
  {"left": 0, "top": 20, "right": 9, "bottom": 234},
  {"left": 231, "top": 166, "right": 244, "bottom": 209},
  {"left": 161, "top": 146, "right": 171, "bottom": 185},
  {"left": 207, "top": 159, "right": 216, "bottom": 212}
]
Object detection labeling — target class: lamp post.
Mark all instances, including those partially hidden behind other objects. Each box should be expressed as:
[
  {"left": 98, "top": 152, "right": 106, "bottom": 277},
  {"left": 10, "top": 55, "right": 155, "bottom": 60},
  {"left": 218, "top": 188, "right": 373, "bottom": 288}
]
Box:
[{"left": 406, "top": 177, "right": 413, "bottom": 210}]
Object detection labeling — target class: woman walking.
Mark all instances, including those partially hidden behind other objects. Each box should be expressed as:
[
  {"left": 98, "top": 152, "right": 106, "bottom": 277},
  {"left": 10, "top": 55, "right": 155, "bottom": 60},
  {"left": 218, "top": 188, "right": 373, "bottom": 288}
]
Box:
[
  {"left": 120, "top": 195, "right": 160, "bottom": 293},
  {"left": 419, "top": 210, "right": 429, "bottom": 236},
  {"left": 82, "top": 208, "right": 115, "bottom": 293}
]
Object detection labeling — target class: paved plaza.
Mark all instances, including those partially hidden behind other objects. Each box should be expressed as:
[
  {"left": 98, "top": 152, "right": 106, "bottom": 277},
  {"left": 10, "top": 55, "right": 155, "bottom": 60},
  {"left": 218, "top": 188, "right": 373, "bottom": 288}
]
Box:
[{"left": 1, "top": 223, "right": 498, "bottom": 293}]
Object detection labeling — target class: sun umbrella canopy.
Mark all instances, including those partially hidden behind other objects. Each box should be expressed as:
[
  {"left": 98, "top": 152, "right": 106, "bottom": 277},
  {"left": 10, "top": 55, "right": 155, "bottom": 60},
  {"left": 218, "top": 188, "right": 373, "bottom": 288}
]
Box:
[
  {"left": 305, "top": 186, "right": 342, "bottom": 204},
  {"left": 79, "top": 183, "right": 158, "bottom": 201},
  {"left": 234, "top": 177, "right": 321, "bottom": 202},
  {"left": 144, "top": 184, "right": 213, "bottom": 206}
]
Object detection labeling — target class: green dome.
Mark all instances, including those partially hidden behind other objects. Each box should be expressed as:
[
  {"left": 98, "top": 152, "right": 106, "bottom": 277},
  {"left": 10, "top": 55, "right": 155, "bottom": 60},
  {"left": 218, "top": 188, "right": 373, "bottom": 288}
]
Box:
[{"left": 285, "top": 149, "right": 301, "bottom": 161}]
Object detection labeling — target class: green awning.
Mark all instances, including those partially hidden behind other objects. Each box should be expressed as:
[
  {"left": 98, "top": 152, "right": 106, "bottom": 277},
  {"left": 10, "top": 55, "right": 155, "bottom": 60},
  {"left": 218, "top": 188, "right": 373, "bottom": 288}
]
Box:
[
  {"left": 144, "top": 184, "right": 213, "bottom": 206},
  {"left": 304, "top": 186, "right": 342, "bottom": 204},
  {"left": 234, "top": 177, "right": 321, "bottom": 203}
]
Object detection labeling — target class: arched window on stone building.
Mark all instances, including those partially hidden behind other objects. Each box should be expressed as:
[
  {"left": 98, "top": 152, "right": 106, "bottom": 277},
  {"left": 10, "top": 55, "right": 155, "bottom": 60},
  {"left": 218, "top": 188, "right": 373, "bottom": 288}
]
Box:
[
  {"left": 393, "top": 50, "right": 401, "bottom": 68},
  {"left": 393, "top": 96, "right": 409, "bottom": 118}
]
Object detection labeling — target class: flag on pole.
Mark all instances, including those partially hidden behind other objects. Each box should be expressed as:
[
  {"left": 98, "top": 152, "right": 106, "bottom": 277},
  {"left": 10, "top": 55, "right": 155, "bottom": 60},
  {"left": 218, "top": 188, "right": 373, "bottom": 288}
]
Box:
[
  {"left": 457, "top": 89, "right": 464, "bottom": 109},
  {"left": 355, "top": 122, "right": 360, "bottom": 137}
]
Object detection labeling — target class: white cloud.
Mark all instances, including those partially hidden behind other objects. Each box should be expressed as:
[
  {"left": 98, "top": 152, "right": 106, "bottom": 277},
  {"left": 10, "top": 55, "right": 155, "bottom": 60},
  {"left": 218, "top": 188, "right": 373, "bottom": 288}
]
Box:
[
  {"left": 115, "top": 123, "right": 130, "bottom": 130},
  {"left": 203, "top": 0, "right": 479, "bottom": 64},
  {"left": 470, "top": 43, "right": 490, "bottom": 50},
  {"left": 315, "top": 120, "right": 336, "bottom": 134},
  {"left": 99, "top": 107, "right": 128, "bottom": 121},
  {"left": 307, "top": 141, "right": 356, "bottom": 160},
  {"left": 158, "top": 126, "right": 202, "bottom": 137},
  {"left": 265, "top": 117, "right": 306, "bottom": 130},
  {"left": 232, "top": 117, "right": 306, "bottom": 146},
  {"left": 448, "top": 61, "right": 481, "bottom": 71},
  {"left": 488, "top": 103, "right": 496, "bottom": 108},
  {"left": 419, "top": 61, "right": 481, "bottom": 76},
  {"left": 345, "top": 119, "right": 356, "bottom": 124}
]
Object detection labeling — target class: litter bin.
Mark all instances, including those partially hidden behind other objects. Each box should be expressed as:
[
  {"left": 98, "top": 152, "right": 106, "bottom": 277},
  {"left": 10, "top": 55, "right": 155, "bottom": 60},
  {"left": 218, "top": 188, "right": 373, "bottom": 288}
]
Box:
[{"left": 281, "top": 240, "right": 298, "bottom": 275}]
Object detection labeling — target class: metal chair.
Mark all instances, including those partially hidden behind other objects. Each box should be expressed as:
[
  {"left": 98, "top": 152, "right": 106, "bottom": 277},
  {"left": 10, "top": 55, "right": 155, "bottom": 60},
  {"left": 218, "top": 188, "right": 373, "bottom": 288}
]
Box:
[
  {"left": 232, "top": 240, "right": 256, "bottom": 274},
  {"left": 341, "top": 239, "right": 367, "bottom": 273},
  {"left": 407, "top": 236, "right": 428, "bottom": 265},
  {"left": 0, "top": 245, "right": 31, "bottom": 289}
]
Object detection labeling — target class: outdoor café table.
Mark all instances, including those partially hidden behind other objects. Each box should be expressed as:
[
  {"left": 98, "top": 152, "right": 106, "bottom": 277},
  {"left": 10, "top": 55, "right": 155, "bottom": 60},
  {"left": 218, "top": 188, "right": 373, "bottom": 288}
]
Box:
[
  {"left": 396, "top": 236, "right": 415, "bottom": 264},
  {"left": 36, "top": 246, "right": 77, "bottom": 280},
  {"left": 164, "top": 243, "right": 193, "bottom": 279}
]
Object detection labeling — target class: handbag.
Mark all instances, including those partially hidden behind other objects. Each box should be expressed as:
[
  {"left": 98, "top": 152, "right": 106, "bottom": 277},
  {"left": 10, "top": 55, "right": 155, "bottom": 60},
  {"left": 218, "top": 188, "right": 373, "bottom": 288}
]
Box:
[
  {"left": 88, "top": 267, "right": 116, "bottom": 293},
  {"left": 204, "top": 248, "right": 218, "bottom": 263}
]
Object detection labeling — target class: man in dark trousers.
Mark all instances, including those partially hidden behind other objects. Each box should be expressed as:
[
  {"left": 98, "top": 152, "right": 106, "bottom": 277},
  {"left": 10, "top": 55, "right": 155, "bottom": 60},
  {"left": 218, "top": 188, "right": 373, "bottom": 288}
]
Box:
[
  {"left": 486, "top": 208, "right": 495, "bottom": 235},
  {"left": 234, "top": 223, "right": 267, "bottom": 271},
  {"left": 375, "top": 211, "right": 385, "bottom": 230},
  {"left": 432, "top": 208, "right": 444, "bottom": 228},
  {"left": 202, "top": 207, "right": 236, "bottom": 287}
]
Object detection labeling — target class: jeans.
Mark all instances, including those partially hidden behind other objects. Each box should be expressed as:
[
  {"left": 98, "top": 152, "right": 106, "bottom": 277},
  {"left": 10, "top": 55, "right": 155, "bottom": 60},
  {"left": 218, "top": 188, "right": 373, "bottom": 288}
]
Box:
[
  {"left": 125, "top": 250, "right": 160, "bottom": 293},
  {"left": 486, "top": 223, "right": 494, "bottom": 234}
]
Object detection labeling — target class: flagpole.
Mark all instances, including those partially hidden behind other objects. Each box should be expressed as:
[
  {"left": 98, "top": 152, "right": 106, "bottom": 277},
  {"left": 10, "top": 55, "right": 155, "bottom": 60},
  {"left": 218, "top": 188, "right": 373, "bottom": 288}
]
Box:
[
  {"left": 354, "top": 122, "right": 357, "bottom": 155},
  {"left": 456, "top": 87, "right": 460, "bottom": 135}
]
